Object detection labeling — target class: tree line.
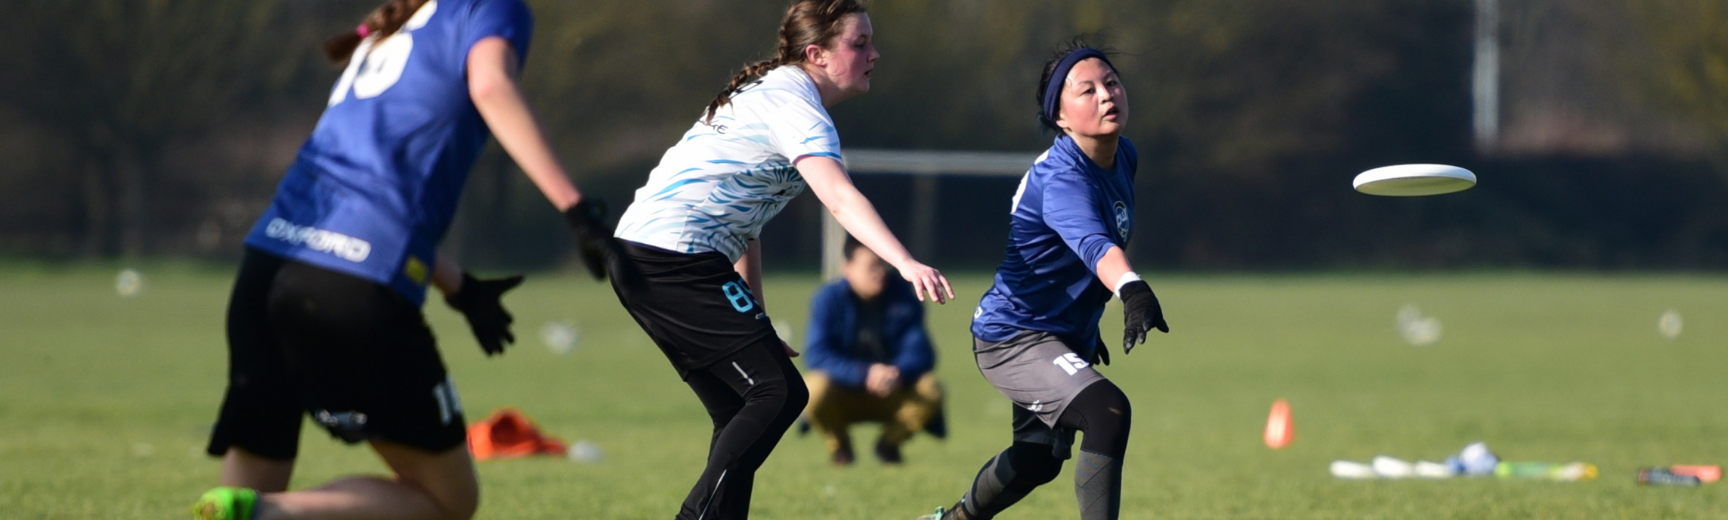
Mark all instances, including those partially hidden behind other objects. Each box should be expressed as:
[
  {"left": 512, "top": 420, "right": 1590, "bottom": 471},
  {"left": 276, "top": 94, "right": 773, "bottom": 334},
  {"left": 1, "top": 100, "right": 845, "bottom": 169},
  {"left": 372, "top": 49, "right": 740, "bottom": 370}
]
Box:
[{"left": 1, "top": 0, "right": 1724, "bottom": 270}]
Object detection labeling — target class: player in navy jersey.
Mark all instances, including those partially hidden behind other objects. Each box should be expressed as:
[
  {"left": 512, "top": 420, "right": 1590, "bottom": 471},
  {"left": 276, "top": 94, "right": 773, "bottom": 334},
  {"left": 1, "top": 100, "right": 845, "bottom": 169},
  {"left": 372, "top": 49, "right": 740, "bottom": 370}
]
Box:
[
  {"left": 192, "top": 1, "right": 624, "bottom": 519},
  {"left": 609, "top": 1, "right": 953, "bottom": 519},
  {"left": 916, "top": 42, "right": 1169, "bottom": 520}
]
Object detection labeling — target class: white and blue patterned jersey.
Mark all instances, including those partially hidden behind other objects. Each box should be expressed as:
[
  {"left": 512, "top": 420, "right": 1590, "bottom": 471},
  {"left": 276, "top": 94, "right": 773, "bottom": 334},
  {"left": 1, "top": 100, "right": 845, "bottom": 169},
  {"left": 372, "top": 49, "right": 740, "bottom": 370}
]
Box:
[
  {"left": 972, "top": 135, "right": 1138, "bottom": 353},
  {"left": 614, "top": 66, "right": 842, "bottom": 261},
  {"left": 242, "top": 0, "right": 532, "bottom": 305}
]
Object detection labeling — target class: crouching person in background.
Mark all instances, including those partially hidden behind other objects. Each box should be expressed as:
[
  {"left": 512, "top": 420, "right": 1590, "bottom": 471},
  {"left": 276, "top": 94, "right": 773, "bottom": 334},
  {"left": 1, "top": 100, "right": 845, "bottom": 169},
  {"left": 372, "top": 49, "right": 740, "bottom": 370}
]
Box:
[{"left": 802, "top": 236, "right": 947, "bottom": 466}]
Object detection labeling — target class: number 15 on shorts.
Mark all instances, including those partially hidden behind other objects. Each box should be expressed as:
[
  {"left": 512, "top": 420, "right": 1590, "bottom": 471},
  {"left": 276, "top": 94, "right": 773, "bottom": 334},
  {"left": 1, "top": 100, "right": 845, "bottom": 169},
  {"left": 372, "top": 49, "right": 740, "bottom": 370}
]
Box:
[{"left": 1053, "top": 352, "right": 1090, "bottom": 376}]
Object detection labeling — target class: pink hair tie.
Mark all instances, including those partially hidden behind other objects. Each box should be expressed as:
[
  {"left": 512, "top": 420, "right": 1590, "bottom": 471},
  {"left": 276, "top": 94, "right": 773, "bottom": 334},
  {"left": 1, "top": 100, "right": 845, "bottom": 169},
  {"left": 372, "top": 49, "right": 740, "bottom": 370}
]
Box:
[{"left": 356, "top": 24, "right": 371, "bottom": 38}]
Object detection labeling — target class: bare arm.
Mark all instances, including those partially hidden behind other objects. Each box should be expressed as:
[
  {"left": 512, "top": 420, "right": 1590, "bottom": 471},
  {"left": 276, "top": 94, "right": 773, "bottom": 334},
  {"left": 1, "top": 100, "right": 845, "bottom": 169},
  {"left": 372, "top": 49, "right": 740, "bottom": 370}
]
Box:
[
  {"left": 734, "top": 239, "right": 764, "bottom": 301},
  {"left": 795, "top": 156, "right": 954, "bottom": 303},
  {"left": 734, "top": 239, "right": 799, "bottom": 356},
  {"left": 432, "top": 250, "right": 464, "bottom": 296},
  {"left": 1094, "top": 246, "right": 1133, "bottom": 294},
  {"left": 467, "top": 37, "right": 581, "bottom": 211}
]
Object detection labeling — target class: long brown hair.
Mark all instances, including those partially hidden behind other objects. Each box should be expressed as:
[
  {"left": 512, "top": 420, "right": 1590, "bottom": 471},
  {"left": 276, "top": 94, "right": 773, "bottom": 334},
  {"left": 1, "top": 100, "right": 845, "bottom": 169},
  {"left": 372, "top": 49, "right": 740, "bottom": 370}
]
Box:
[
  {"left": 704, "top": 0, "right": 868, "bottom": 123},
  {"left": 322, "top": 0, "right": 434, "bottom": 64}
]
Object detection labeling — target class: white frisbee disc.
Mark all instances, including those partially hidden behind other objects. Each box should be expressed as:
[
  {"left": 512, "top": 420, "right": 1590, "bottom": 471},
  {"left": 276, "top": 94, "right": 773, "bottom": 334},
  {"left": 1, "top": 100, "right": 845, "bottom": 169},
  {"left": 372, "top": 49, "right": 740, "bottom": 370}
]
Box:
[{"left": 1353, "top": 164, "right": 1476, "bottom": 196}]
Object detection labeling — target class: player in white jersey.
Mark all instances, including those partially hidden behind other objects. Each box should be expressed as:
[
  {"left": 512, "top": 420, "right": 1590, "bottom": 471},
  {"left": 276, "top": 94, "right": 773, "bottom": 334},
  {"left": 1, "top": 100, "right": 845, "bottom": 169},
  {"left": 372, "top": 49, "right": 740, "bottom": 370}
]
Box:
[
  {"left": 614, "top": 63, "right": 842, "bottom": 260},
  {"left": 610, "top": 1, "right": 953, "bottom": 518}
]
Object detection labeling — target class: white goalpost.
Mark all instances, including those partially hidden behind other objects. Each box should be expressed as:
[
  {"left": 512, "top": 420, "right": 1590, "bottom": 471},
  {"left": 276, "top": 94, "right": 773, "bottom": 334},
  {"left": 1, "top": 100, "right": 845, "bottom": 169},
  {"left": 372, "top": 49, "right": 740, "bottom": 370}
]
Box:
[{"left": 822, "top": 148, "right": 1041, "bottom": 279}]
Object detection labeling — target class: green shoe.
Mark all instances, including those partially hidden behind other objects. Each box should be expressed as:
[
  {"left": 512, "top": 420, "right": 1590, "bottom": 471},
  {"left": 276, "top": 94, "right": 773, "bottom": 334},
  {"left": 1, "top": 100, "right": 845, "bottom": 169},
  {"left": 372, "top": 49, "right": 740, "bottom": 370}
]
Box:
[{"left": 192, "top": 486, "right": 257, "bottom": 520}]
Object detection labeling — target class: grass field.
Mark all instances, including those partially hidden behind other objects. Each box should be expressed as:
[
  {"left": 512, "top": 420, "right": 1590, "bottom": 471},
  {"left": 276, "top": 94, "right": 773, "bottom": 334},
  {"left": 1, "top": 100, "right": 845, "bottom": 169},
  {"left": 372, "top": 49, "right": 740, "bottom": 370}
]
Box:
[{"left": 2, "top": 265, "right": 1726, "bottom": 519}]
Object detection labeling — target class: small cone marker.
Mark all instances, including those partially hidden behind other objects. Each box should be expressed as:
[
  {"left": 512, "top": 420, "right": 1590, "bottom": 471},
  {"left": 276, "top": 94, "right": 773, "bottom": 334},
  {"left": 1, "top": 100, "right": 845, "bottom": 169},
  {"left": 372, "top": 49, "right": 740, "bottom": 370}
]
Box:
[{"left": 1264, "top": 398, "right": 1293, "bottom": 449}]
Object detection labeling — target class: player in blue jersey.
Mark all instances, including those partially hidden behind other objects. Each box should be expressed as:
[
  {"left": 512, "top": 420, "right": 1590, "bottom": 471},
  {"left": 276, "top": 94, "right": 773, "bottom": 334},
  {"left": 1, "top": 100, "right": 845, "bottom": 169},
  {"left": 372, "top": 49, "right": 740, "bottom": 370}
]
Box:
[
  {"left": 609, "top": 1, "right": 953, "bottom": 518},
  {"left": 916, "top": 42, "right": 1169, "bottom": 520},
  {"left": 192, "top": 1, "right": 624, "bottom": 519}
]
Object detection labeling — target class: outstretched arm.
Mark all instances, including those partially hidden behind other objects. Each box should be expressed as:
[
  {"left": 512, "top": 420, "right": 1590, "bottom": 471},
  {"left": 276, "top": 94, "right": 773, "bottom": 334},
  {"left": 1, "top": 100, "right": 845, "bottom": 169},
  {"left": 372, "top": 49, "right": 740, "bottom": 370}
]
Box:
[
  {"left": 468, "top": 37, "right": 632, "bottom": 284},
  {"left": 1093, "top": 246, "right": 1132, "bottom": 291},
  {"left": 1094, "top": 246, "right": 1167, "bottom": 354},
  {"left": 467, "top": 36, "right": 580, "bottom": 210},
  {"left": 796, "top": 156, "right": 954, "bottom": 304}
]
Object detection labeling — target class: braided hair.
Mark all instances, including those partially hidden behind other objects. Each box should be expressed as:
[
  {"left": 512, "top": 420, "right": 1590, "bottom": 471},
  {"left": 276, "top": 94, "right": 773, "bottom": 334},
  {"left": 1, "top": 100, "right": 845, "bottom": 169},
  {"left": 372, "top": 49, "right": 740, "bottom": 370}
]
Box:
[
  {"left": 323, "top": 0, "right": 434, "bottom": 64},
  {"left": 704, "top": 0, "right": 867, "bottom": 123}
]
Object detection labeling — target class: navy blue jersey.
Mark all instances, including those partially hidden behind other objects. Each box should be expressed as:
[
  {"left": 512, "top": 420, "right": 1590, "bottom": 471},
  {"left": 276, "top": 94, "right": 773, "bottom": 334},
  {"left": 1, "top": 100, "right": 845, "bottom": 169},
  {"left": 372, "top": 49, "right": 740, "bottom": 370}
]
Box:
[
  {"left": 243, "top": 0, "right": 532, "bottom": 304},
  {"left": 972, "top": 135, "right": 1138, "bottom": 355}
]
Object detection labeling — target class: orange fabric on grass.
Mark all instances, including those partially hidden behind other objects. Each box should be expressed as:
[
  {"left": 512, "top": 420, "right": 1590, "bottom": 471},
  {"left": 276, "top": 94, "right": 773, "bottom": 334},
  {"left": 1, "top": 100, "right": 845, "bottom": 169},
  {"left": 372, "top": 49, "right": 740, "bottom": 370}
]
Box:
[{"left": 467, "top": 407, "right": 568, "bottom": 461}]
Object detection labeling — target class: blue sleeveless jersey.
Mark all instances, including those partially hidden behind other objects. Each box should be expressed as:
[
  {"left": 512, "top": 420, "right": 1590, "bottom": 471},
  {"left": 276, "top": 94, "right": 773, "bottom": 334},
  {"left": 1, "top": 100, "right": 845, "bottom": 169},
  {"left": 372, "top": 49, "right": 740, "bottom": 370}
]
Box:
[
  {"left": 972, "top": 135, "right": 1138, "bottom": 354},
  {"left": 243, "top": 0, "right": 532, "bottom": 305}
]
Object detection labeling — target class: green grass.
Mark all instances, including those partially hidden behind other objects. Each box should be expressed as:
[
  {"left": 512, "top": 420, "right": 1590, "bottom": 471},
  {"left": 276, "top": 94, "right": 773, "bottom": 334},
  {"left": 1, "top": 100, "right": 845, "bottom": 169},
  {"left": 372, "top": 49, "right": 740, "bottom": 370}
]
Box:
[{"left": 2, "top": 267, "right": 1726, "bottom": 519}]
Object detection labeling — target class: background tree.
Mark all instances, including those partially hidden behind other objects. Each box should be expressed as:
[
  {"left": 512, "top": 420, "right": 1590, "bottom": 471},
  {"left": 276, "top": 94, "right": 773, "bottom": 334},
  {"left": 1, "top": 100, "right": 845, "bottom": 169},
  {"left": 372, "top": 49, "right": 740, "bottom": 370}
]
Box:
[
  {"left": 0, "top": 0, "right": 1722, "bottom": 269},
  {"left": 0, "top": 0, "right": 329, "bottom": 258}
]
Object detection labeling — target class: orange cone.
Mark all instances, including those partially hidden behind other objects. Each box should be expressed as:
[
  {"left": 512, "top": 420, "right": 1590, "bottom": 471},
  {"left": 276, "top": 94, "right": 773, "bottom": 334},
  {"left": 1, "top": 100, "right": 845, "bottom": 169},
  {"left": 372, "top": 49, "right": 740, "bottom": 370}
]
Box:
[
  {"left": 467, "top": 407, "right": 569, "bottom": 461},
  {"left": 1264, "top": 398, "right": 1293, "bottom": 449}
]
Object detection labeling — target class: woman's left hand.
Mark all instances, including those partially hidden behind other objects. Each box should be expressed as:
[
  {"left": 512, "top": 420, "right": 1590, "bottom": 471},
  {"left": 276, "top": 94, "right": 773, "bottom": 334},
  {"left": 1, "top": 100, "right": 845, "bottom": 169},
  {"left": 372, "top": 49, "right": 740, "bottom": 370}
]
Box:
[{"left": 896, "top": 261, "right": 955, "bottom": 304}]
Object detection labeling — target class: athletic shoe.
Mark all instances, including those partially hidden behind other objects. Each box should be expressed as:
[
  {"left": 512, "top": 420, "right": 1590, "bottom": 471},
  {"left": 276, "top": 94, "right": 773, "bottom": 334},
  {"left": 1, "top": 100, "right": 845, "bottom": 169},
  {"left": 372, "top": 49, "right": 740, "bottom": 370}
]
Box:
[
  {"left": 192, "top": 486, "right": 257, "bottom": 520},
  {"left": 832, "top": 445, "right": 855, "bottom": 466},
  {"left": 874, "top": 438, "right": 903, "bottom": 464},
  {"left": 917, "top": 505, "right": 965, "bottom": 520},
  {"left": 924, "top": 407, "right": 948, "bottom": 440},
  {"left": 917, "top": 500, "right": 970, "bottom": 520},
  {"left": 796, "top": 417, "right": 811, "bottom": 437}
]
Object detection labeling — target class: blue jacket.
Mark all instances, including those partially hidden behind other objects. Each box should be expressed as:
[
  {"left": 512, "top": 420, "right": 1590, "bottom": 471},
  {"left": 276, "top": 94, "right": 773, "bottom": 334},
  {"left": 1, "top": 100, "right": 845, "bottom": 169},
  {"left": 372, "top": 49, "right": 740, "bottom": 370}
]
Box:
[{"left": 803, "top": 277, "right": 935, "bottom": 389}]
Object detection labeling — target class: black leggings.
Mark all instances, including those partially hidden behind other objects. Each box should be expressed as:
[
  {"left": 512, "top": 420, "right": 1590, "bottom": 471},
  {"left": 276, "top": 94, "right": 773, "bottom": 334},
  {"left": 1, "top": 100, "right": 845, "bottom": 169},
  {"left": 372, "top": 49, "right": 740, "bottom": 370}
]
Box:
[
  {"left": 962, "top": 381, "right": 1131, "bottom": 520},
  {"left": 678, "top": 340, "right": 809, "bottom": 520}
]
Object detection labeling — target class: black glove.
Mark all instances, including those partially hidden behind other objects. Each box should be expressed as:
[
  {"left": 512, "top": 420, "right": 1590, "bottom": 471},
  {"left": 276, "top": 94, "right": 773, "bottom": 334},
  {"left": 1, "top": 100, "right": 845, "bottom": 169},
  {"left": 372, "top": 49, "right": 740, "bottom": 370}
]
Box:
[
  {"left": 563, "top": 198, "right": 645, "bottom": 291},
  {"left": 1119, "top": 280, "right": 1168, "bottom": 354},
  {"left": 562, "top": 198, "right": 616, "bottom": 280},
  {"left": 444, "top": 272, "right": 524, "bottom": 356},
  {"left": 1091, "top": 335, "right": 1111, "bottom": 366}
]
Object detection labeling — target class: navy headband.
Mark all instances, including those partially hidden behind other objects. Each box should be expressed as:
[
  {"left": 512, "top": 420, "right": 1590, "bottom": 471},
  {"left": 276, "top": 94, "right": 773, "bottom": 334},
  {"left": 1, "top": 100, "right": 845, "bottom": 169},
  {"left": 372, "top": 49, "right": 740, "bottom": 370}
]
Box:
[{"left": 1041, "top": 48, "right": 1115, "bottom": 130}]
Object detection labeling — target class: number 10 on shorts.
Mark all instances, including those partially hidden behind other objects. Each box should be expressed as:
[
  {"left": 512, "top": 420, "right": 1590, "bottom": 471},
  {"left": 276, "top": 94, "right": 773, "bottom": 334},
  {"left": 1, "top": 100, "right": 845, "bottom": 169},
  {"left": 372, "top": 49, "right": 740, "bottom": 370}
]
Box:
[{"left": 1053, "top": 352, "right": 1090, "bottom": 376}]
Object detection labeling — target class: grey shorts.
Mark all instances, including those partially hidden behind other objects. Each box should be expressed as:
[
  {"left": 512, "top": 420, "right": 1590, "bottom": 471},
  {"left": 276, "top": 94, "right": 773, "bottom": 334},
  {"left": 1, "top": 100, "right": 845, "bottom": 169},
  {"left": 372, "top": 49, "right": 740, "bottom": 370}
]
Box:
[{"left": 975, "top": 331, "right": 1105, "bottom": 457}]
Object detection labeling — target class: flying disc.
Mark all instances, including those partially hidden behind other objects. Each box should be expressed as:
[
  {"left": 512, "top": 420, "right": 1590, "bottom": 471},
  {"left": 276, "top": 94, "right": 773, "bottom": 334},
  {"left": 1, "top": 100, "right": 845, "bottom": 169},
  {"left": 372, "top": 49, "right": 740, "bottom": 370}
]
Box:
[{"left": 1353, "top": 164, "right": 1476, "bottom": 196}]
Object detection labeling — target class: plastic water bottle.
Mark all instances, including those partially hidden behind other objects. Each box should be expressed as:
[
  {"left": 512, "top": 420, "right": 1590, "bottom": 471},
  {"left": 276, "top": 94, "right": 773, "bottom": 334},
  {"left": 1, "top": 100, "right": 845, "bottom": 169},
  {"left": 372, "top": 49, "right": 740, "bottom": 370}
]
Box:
[{"left": 1638, "top": 467, "right": 1702, "bottom": 487}]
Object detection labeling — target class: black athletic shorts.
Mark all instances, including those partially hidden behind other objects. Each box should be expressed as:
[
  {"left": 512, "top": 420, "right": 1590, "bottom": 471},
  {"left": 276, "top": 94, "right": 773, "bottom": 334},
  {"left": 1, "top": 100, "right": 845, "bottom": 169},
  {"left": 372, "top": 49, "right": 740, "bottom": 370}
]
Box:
[
  {"left": 207, "top": 248, "right": 467, "bottom": 459},
  {"left": 610, "top": 241, "right": 780, "bottom": 379}
]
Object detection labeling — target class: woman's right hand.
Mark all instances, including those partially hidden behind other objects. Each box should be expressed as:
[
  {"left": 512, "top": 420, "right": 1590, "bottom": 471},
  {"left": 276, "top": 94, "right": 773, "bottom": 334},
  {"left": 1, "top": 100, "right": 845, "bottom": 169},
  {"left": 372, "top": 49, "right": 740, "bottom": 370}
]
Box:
[{"left": 896, "top": 260, "right": 954, "bottom": 304}]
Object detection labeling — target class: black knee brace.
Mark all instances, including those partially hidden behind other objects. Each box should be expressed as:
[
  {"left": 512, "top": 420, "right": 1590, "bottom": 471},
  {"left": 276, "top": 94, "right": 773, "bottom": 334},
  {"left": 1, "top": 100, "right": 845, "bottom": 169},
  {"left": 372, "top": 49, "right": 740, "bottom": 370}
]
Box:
[{"left": 1059, "top": 381, "right": 1131, "bottom": 458}]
